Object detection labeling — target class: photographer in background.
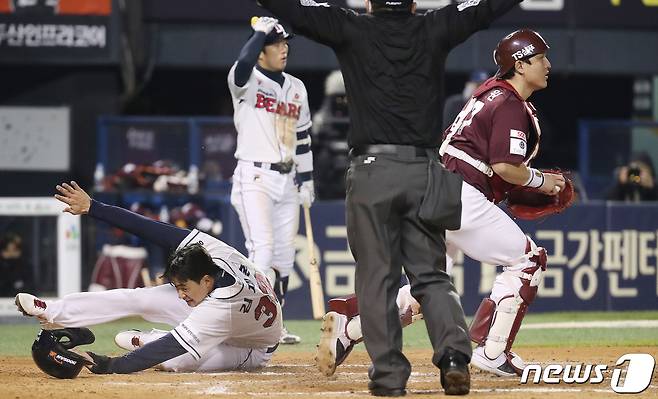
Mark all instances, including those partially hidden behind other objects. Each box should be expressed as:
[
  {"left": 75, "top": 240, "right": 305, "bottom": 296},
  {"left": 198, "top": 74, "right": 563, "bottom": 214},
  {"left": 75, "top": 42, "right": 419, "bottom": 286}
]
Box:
[
  {"left": 0, "top": 232, "right": 33, "bottom": 297},
  {"left": 607, "top": 151, "right": 658, "bottom": 202},
  {"left": 312, "top": 70, "right": 350, "bottom": 199}
]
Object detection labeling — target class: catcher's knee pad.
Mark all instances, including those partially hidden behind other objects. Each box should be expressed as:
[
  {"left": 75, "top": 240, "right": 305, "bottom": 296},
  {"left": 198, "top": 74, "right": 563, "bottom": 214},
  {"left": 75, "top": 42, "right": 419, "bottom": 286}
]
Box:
[{"left": 471, "top": 238, "right": 547, "bottom": 359}]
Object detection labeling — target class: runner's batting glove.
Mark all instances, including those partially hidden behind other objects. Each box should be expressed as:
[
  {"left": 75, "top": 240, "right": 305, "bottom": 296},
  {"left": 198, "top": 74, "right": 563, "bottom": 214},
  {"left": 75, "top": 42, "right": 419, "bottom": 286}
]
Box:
[
  {"left": 298, "top": 180, "right": 315, "bottom": 208},
  {"left": 85, "top": 351, "right": 114, "bottom": 374},
  {"left": 252, "top": 16, "right": 279, "bottom": 35}
]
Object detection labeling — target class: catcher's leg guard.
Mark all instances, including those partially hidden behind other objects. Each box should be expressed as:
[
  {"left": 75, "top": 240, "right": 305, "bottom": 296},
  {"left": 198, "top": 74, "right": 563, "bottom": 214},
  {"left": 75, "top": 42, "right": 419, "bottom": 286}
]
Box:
[{"left": 472, "top": 237, "right": 547, "bottom": 360}]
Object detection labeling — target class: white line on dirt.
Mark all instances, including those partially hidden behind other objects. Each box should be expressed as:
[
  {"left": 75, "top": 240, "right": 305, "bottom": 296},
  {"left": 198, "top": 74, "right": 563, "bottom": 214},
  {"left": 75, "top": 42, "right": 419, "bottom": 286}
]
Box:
[
  {"left": 523, "top": 320, "right": 658, "bottom": 329},
  {"left": 199, "top": 386, "right": 657, "bottom": 396}
]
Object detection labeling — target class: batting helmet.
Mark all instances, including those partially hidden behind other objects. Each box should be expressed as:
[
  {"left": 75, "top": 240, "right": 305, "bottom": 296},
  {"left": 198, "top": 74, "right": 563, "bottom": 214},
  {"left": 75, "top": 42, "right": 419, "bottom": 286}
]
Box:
[
  {"left": 32, "top": 328, "right": 95, "bottom": 379},
  {"left": 493, "top": 29, "right": 549, "bottom": 78},
  {"left": 264, "top": 23, "right": 293, "bottom": 45},
  {"left": 251, "top": 17, "right": 293, "bottom": 46}
]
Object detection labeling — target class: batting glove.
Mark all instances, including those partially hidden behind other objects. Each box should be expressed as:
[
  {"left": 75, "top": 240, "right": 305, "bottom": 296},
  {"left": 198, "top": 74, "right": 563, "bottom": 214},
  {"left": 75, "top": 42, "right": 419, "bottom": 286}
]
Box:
[
  {"left": 298, "top": 180, "right": 315, "bottom": 208},
  {"left": 252, "top": 17, "right": 279, "bottom": 35},
  {"left": 86, "top": 351, "right": 114, "bottom": 374}
]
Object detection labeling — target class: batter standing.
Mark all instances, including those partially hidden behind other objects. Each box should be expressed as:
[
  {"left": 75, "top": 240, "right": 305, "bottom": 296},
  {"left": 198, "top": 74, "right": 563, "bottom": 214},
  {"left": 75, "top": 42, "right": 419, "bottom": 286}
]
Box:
[
  {"left": 227, "top": 17, "right": 314, "bottom": 345},
  {"left": 257, "top": 0, "right": 522, "bottom": 395}
]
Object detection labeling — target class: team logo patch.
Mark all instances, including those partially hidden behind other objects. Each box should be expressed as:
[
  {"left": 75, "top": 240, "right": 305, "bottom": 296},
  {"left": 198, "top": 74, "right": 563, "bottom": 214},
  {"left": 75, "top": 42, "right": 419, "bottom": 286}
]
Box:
[
  {"left": 512, "top": 44, "right": 536, "bottom": 61},
  {"left": 487, "top": 89, "right": 503, "bottom": 102},
  {"left": 509, "top": 129, "right": 527, "bottom": 156}
]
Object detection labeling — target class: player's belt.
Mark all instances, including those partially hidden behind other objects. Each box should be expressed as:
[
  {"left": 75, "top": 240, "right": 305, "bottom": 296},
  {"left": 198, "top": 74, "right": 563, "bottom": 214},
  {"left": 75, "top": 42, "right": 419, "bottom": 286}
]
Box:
[
  {"left": 252, "top": 161, "right": 294, "bottom": 174},
  {"left": 349, "top": 144, "right": 433, "bottom": 158}
]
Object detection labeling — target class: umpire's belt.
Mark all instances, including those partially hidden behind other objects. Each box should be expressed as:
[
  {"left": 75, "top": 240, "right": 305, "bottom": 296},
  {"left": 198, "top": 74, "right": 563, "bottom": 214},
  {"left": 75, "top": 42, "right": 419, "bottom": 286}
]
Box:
[
  {"left": 252, "top": 161, "right": 294, "bottom": 174},
  {"left": 349, "top": 144, "right": 434, "bottom": 158}
]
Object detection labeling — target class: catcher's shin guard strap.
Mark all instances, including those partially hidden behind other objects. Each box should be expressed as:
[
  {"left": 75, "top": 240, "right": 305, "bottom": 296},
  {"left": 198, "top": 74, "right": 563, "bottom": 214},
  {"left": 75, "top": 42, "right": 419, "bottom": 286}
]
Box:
[{"left": 469, "top": 298, "right": 496, "bottom": 345}]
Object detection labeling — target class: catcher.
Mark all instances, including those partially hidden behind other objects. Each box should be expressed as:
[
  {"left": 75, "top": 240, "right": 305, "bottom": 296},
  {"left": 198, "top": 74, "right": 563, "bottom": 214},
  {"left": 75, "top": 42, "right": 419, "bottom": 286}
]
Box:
[
  {"left": 316, "top": 28, "right": 575, "bottom": 380},
  {"left": 439, "top": 28, "right": 573, "bottom": 376}
]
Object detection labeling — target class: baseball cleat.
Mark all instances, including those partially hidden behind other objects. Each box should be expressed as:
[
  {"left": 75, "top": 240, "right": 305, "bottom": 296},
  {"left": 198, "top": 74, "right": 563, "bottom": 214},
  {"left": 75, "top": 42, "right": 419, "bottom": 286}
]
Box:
[
  {"left": 279, "top": 325, "right": 301, "bottom": 345},
  {"left": 315, "top": 311, "right": 355, "bottom": 377},
  {"left": 114, "top": 329, "right": 144, "bottom": 351},
  {"left": 15, "top": 293, "right": 48, "bottom": 319},
  {"left": 471, "top": 345, "right": 525, "bottom": 377}
]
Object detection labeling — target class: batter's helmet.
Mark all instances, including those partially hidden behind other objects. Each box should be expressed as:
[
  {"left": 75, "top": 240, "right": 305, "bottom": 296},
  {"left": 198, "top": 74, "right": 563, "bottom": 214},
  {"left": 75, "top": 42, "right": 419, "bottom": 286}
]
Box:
[
  {"left": 493, "top": 29, "right": 549, "bottom": 78},
  {"left": 32, "top": 328, "right": 95, "bottom": 379},
  {"left": 264, "top": 22, "right": 293, "bottom": 45}
]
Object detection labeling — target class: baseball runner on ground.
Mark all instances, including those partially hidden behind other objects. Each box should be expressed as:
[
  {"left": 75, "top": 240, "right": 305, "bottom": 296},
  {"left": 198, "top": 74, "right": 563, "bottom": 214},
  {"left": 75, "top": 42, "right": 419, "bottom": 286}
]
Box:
[
  {"left": 228, "top": 16, "right": 314, "bottom": 345},
  {"left": 16, "top": 181, "right": 282, "bottom": 373},
  {"left": 316, "top": 28, "right": 566, "bottom": 378}
]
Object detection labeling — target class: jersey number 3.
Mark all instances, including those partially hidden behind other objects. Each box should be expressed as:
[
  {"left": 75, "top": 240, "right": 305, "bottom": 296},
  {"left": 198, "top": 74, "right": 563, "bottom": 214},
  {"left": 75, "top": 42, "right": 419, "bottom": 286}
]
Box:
[{"left": 254, "top": 273, "right": 277, "bottom": 328}]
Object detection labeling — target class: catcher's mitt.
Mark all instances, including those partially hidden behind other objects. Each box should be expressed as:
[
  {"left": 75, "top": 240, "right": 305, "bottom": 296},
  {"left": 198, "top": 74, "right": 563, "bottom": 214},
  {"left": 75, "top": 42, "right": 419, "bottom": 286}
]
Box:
[{"left": 506, "top": 170, "right": 576, "bottom": 220}]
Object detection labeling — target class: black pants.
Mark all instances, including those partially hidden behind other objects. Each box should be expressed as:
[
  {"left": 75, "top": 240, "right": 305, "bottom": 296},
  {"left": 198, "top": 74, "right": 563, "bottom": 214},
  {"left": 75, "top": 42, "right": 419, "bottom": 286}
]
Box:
[{"left": 346, "top": 147, "right": 471, "bottom": 391}]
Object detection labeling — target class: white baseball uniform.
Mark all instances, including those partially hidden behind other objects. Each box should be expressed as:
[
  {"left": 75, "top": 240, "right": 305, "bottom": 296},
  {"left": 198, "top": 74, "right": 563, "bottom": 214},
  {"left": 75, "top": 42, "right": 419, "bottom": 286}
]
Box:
[
  {"left": 227, "top": 64, "right": 312, "bottom": 279},
  {"left": 34, "top": 229, "right": 282, "bottom": 372}
]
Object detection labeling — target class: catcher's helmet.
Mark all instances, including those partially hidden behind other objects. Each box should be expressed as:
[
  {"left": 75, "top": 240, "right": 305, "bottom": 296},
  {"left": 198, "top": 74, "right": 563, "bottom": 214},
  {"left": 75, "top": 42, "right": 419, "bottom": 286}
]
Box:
[
  {"left": 32, "top": 328, "right": 95, "bottom": 379},
  {"left": 493, "top": 29, "right": 549, "bottom": 78}
]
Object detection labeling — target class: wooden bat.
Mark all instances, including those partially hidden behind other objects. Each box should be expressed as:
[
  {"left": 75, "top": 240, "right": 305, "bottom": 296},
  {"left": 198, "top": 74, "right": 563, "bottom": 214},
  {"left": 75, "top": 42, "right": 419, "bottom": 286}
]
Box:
[
  {"left": 141, "top": 268, "right": 153, "bottom": 288},
  {"left": 303, "top": 205, "right": 325, "bottom": 319}
]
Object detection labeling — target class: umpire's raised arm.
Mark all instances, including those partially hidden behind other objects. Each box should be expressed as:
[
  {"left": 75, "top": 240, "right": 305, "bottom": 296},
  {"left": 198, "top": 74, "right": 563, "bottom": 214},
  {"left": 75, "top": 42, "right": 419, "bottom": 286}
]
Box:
[
  {"left": 54, "top": 181, "right": 188, "bottom": 249},
  {"left": 428, "top": 0, "right": 523, "bottom": 50},
  {"left": 256, "top": 0, "right": 352, "bottom": 47}
]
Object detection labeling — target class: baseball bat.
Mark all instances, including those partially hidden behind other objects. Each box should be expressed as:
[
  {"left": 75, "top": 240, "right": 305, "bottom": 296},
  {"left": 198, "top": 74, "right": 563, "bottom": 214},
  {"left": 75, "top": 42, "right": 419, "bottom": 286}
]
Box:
[
  {"left": 303, "top": 205, "right": 325, "bottom": 319},
  {"left": 141, "top": 268, "right": 153, "bottom": 288}
]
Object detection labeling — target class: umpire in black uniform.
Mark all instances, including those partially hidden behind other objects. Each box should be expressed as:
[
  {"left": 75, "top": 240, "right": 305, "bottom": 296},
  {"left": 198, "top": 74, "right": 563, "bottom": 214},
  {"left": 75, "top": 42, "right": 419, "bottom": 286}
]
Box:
[{"left": 257, "top": 0, "right": 523, "bottom": 395}]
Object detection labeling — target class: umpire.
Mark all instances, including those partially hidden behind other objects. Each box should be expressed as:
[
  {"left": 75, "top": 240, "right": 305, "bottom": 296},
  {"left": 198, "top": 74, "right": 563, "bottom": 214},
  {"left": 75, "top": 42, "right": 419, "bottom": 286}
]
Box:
[{"left": 257, "top": 0, "right": 523, "bottom": 395}]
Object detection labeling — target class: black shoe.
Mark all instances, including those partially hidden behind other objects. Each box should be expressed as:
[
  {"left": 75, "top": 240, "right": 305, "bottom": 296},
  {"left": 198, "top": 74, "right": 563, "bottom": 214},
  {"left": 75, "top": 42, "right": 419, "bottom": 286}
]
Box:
[
  {"left": 439, "top": 349, "right": 470, "bottom": 395},
  {"left": 369, "top": 387, "right": 406, "bottom": 397},
  {"left": 368, "top": 382, "right": 406, "bottom": 397}
]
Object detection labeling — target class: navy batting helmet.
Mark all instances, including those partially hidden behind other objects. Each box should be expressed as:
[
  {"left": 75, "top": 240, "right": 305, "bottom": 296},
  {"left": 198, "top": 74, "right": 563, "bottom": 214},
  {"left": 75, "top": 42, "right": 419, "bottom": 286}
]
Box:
[
  {"left": 251, "top": 17, "right": 293, "bottom": 45},
  {"left": 264, "top": 22, "right": 293, "bottom": 45},
  {"left": 32, "top": 328, "right": 95, "bottom": 379},
  {"left": 493, "top": 29, "right": 549, "bottom": 78}
]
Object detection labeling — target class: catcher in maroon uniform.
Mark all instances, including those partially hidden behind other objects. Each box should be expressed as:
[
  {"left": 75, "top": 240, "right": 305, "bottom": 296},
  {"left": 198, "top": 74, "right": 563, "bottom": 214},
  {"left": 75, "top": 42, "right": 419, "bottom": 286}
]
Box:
[
  {"left": 439, "top": 28, "right": 573, "bottom": 376},
  {"left": 314, "top": 29, "right": 575, "bottom": 380}
]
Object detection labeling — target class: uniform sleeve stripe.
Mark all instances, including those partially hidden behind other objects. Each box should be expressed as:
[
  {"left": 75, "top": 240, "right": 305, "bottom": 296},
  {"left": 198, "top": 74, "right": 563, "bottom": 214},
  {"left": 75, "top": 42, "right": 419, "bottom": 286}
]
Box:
[
  {"left": 172, "top": 329, "right": 201, "bottom": 360},
  {"left": 296, "top": 131, "right": 309, "bottom": 140},
  {"left": 176, "top": 230, "right": 200, "bottom": 251},
  {"left": 296, "top": 144, "right": 311, "bottom": 154},
  {"left": 297, "top": 171, "right": 313, "bottom": 182},
  {"left": 297, "top": 121, "right": 312, "bottom": 131}
]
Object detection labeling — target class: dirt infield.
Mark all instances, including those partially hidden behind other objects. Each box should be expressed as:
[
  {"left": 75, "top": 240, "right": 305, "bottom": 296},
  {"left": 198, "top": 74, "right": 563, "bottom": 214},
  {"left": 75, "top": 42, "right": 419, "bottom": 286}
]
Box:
[{"left": 1, "top": 346, "right": 656, "bottom": 398}]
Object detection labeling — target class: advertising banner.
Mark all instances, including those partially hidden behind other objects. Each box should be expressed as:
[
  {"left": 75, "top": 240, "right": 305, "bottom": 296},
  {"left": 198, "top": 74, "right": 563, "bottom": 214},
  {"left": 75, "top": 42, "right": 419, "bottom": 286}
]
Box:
[
  {"left": 274, "top": 201, "right": 658, "bottom": 319},
  {"left": 0, "top": 0, "right": 114, "bottom": 63}
]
